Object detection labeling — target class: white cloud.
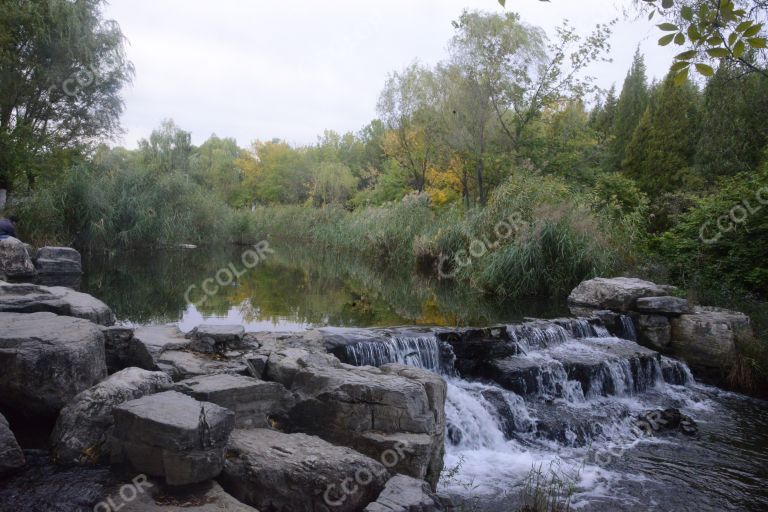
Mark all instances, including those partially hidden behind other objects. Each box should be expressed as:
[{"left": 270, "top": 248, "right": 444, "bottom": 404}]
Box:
[{"left": 104, "top": 0, "right": 679, "bottom": 148}]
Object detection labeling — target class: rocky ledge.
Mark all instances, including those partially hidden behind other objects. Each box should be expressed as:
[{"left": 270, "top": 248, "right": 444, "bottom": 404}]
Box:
[
  {"left": 568, "top": 276, "right": 755, "bottom": 380},
  {"left": 0, "top": 285, "right": 451, "bottom": 512}
]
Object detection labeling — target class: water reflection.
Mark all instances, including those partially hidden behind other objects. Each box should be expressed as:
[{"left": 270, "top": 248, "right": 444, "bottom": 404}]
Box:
[{"left": 81, "top": 244, "right": 569, "bottom": 330}]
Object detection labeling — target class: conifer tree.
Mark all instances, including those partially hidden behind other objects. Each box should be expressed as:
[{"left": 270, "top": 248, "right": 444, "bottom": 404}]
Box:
[
  {"left": 608, "top": 49, "right": 649, "bottom": 170},
  {"left": 622, "top": 71, "right": 700, "bottom": 193}
]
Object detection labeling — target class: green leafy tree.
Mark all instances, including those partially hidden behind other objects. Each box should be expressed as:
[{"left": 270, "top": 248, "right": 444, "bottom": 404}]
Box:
[
  {"left": 640, "top": 0, "right": 767, "bottom": 79},
  {"left": 138, "top": 120, "right": 193, "bottom": 175},
  {"left": 309, "top": 161, "right": 359, "bottom": 206},
  {"left": 0, "top": 0, "right": 133, "bottom": 191}
]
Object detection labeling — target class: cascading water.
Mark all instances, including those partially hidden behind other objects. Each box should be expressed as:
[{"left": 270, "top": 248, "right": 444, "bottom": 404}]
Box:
[
  {"left": 620, "top": 314, "right": 637, "bottom": 341},
  {"left": 341, "top": 335, "right": 442, "bottom": 371},
  {"left": 331, "top": 319, "right": 738, "bottom": 511}
]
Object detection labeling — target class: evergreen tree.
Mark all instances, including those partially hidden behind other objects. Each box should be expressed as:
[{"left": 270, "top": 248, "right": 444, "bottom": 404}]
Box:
[
  {"left": 695, "top": 63, "right": 768, "bottom": 182},
  {"left": 622, "top": 71, "right": 700, "bottom": 194},
  {"left": 590, "top": 84, "right": 618, "bottom": 144},
  {"left": 608, "top": 49, "right": 648, "bottom": 170}
]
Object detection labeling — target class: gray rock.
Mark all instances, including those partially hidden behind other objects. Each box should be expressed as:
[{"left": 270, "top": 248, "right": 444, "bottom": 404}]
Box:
[
  {"left": 636, "top": 296, "right": 691, "bottom": 315},
  {"left": 364, "top": 474, "right": 452, "bottom": 512},
  {"left": 111, "top": 391, "right": 235, "bottom": 485},
  {"left": 173, "top": 374, "right": 294, "bottom": 428},
  {"left": 0, "top": 281, "right": 114, "bottom": 325},
  {"left": 134, "top": 325, "right": 190, "bottom": 359},
  {"left": 220, "top": 428, "right": 388, "bottom": 512},
  {"left": 265, "top": 348, "right": 446, "bottom": 488},
  {"left": 102, "top": 326, "right": 153, "bottom": 373},
  {"left": 670, "top": 306, "right": 752, "bottom": 375},
  {"left": 156, "top": 350, "right": 249, "bottom": 382},
  {"left": 0, "top": 412, "right": 25, "bottom": 477},
  {"left": 51, "top": 367, "right": 171, "bottom": 465},
  {"left": 636, "top": 314, "right": 672, "bottom": 351},
  {"left": 34, "top": 246, "right": 82, "bottom": 275},
  {"left": 119, "top": 480, "right": 258, "bottom": 512},
  {"left": 0, "top": 237, "right": 35, "bottom": 278},
  {"left": 0, "top": 312, "right": 107, "bottom": 420},
  {"left": 568, "top": 277, "right": 667, "bottom": 312},
  {"left": 243, "top": 354, "right": 268, "bottom": 379},
  {"left": 187, "top": 324, "right": 245, "bottom": 354}
]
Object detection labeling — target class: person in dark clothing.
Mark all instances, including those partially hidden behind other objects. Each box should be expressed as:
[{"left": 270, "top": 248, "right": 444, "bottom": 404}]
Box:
[{"left": 0, "top": 215, "right": 18, "bottom": 239}]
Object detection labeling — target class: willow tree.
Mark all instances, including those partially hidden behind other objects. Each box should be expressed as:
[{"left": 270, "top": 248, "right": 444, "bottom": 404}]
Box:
[{"left": 0, "top": 0, "right": 133, "bottom": 192}]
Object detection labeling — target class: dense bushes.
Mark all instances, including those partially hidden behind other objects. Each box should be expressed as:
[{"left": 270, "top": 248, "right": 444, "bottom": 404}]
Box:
[
  {"left": 13, "top": 164, "right": 237, "bottom": 250},
  {"left": 654, "top": 164, "right": 768, "bottom": 296},
  {"left": 244, "top": 170, "right": 638, "bottom": 298}
]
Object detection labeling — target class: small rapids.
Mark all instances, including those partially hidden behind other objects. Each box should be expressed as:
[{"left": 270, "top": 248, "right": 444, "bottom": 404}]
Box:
[{"left": 336, "top": 318, "right": 768, "bottom": 511}]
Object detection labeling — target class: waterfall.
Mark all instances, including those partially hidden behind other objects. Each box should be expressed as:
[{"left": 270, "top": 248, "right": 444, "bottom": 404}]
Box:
[
  {"left": 620, "top": 315, "right": 637, "bottom": 341},
  {"left": 341, "top": 335, "right": 443, "bottom": 372},
  {"left": 559, "top": 318, "right": 611, "bottom": 339},
  {"left": 508, "top": 323, "right": 570, "bottom": 352}
]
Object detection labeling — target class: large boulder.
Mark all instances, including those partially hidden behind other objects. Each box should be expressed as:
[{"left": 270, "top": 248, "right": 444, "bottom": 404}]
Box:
[
  {"left": 51, "top": 367, "right": 172, "bottom": 465},
  {"left": 0, "top": 412, "right": 25, "bottom": 477},
  {"left": 220, "top": 428, "right": 388, "bottom": 512},
  {"left": 173, "top": 374, "right": 294, "bottom": 428},
  {"left": 0, "top": 281, "right": 114, "bottom": 325},
  {"left": 0, "top": 237, "right": 35, "bottom": 279},
  {"left": 568, "top": 277, "right": 667, "bottom": 312},
  {"left": 0, "top": 312, "right": 107, "bottom": 421},
  {"left": 34, "top": 246, "right": 82, "bottom": 275},
  {"left": 364, "top": 474, "right": 453, "bottom": 512},
  {"left": 265, "top": 348, "right": 446, "bottom": 487},
  {"left": 670, "top": 306, "right": 752, "bottom": 375},
  {"left": 110, "top": 391, "right": 235, "bottom": 486}
]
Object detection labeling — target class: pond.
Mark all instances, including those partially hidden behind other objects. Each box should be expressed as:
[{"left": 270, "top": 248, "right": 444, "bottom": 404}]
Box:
[{"left": 80, "top": 243, "right": 569, "bottom": 330}]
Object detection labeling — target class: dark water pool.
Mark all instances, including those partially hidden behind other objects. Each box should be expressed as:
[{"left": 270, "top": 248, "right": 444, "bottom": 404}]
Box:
[{"left": 80, "top": 244, "right": 569, "bottom": 330}]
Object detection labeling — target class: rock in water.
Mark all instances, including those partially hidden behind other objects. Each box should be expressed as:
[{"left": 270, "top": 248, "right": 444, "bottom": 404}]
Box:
[
  {"left": 670, "top": 306, "right": 752, "bottom": 376},
  {"left": 364, "top": 474, "right": 454, "bottom": 512},
  {"left": 0, "top": 413, "right": 25, "bottom": 476},
  {"left": 219, "top": 428, "right": 388, "bottom": 512},
  {"left": 110, "top": 391, "right": 235, "bottom": 486},
  {"left": 636, "top": 314, "right": 672, "bottom": 351},
  {"left": 51, "top": 368, "right": 172, "bottom": 465},
  {"left": 0, "top": 237, "right": 36, "bottom": 279},
  {"left": 34, "top": 246, "right": 83, "bottom": 275},
  {"left": 0, "top": 312, "right": 107, "bottom": 422},
  {"left": 173, "top": 373, "right": 294, "bottom": 428},
  {"left": 568, "top": 277, "right": 667, "bottom": 312}
]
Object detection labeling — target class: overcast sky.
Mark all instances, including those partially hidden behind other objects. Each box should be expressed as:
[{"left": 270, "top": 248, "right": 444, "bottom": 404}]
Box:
[{"left": 103, "top": 0, "right": 679, "bottom": 149}]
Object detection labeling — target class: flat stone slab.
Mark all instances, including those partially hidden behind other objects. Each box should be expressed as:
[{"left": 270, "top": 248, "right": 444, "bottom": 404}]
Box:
[
  {"left": 134, "top": 325, "right": 190, "bottom": 357},
  {"left": 0, "top": 312, "right": 107, "bottom": 420},
  {"left": 636, "top": 296, "right": 691, "bottom": 315},
  {"left": 220, "top": 429, "right": 387, "bottom": 512},
  {"left": 0, "top": 281, "right": 114, "bottom": 325},
  {"left": 173, "top": 374, "right": 294, "bottom": 428},
  {"left": 156, "top": 350, "right": 249, "bottom": 381}
]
